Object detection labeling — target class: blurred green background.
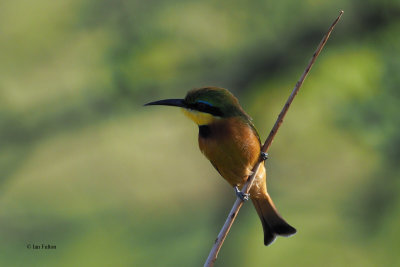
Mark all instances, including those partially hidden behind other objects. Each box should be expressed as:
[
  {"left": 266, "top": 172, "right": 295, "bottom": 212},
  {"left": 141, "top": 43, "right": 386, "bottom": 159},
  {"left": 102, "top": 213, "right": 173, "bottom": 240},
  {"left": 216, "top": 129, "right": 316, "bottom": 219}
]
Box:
[{"left": 1, "top": 0, "right": 399, "bottom": 266}]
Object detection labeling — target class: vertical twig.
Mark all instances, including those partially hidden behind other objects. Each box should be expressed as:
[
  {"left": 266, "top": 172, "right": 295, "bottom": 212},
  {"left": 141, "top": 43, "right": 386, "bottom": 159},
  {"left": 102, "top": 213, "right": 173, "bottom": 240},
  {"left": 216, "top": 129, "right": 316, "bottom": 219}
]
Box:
[{"left": 204, "top": 10, "right": 344, "bottom": 267}]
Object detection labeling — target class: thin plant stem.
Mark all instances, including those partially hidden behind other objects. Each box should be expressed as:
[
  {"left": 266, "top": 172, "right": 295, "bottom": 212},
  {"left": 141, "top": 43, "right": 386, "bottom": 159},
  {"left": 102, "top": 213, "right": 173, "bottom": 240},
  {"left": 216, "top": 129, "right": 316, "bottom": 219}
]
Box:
[{"left": 204, "top": 10, "right": 344, "bottom": 267}]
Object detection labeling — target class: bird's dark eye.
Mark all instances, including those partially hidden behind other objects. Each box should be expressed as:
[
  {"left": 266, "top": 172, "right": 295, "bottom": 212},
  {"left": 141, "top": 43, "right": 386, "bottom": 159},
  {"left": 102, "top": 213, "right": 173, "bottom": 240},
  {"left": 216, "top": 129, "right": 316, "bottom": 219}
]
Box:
[
  {"left": 195, "top": 101, "right": 210, "bottom": 111},
  {"left": 193, "top": 101, "right": 223, "bottom": 117},
  {"left": 186, "top": 100, "right": 223, "bottom": 116}
]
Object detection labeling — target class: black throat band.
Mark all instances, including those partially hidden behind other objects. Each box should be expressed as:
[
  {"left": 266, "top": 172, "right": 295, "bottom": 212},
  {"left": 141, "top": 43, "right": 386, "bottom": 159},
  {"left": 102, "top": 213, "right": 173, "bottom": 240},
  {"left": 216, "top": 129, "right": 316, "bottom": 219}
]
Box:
[{"left": 199, "top": 125, "right": 211, "bottom": 138}]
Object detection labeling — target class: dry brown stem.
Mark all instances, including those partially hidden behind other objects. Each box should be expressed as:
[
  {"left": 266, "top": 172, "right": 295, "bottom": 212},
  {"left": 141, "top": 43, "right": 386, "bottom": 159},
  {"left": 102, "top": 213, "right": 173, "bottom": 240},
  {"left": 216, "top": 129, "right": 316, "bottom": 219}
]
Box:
[{"left": 204, "top": 10, "right": 344, "bottom": 267}]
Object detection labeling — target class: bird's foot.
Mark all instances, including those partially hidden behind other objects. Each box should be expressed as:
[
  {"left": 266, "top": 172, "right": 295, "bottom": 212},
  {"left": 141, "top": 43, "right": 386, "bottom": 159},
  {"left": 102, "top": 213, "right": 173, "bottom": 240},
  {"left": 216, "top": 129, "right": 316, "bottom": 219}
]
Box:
[
  {"left": 234, "top": 186, "right": 249, "bottom": 201},
  {"left": 260, "top": 152, "right": 268, "bottom": 161}
]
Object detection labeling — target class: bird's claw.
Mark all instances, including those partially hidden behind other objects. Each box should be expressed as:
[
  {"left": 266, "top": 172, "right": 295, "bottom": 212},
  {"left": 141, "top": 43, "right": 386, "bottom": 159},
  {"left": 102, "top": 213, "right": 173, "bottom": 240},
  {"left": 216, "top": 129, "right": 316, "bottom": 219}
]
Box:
[
  {"left": 234, "top": 186, "right": 250, "bottom": 201},
  {"left": 260, "top": 152, "right": 268, "bottom": 161}
]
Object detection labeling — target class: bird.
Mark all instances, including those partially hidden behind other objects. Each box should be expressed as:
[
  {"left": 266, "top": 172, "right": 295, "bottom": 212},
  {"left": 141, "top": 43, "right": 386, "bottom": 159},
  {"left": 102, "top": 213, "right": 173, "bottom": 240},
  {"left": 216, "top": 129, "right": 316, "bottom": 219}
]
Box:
[{"left": 145, "top": 86, "right": 296, "bottom": 245}]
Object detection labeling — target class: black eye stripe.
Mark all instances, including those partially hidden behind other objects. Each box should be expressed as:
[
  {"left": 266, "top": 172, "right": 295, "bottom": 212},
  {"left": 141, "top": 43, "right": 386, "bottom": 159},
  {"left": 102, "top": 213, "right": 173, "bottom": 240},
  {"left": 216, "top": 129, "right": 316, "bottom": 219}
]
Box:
[
  {"left": 196, "top": 102, "right": 209, "bottom": 110},
  {"left": 186, "top": 102, "right": 223, "bottom": 116}
]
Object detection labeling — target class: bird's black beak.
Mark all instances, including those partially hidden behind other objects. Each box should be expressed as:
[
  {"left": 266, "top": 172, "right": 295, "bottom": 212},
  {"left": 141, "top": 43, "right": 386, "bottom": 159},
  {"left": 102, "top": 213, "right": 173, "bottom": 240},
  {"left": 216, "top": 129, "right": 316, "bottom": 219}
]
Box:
[{"left": 144, "top": 99, "right": 186, "bottom": 108}]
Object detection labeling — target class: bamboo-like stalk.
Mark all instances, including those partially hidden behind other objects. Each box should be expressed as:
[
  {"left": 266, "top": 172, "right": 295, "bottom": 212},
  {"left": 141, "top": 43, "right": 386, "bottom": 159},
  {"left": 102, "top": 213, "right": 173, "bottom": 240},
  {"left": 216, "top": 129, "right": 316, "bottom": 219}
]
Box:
[{"left": 204, "top": 10, "right": 344, "bottom": 267}]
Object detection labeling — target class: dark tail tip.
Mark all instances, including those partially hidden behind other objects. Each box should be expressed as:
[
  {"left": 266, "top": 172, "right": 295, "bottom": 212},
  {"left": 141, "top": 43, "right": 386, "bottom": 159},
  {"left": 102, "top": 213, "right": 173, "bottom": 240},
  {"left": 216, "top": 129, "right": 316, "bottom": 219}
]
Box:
[
  {"left": 264, "top": 231, "right": 277, "bottom": 246},
  {"left": 263, "top": 223, "right": 296, "bottom": 246},
  {"left": 252, "top": 196, "right": 296, "bottom": 246},
  {"left": 274, "top": 223, "right": 297, "bottom": 237}
]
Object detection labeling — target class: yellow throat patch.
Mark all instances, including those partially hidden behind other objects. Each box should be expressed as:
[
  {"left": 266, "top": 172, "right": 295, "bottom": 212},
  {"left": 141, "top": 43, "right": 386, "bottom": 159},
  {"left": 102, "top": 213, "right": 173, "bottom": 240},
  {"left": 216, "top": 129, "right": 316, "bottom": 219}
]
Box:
[{"left": 182, "top": 109, "right": 217, "bottom": 125}]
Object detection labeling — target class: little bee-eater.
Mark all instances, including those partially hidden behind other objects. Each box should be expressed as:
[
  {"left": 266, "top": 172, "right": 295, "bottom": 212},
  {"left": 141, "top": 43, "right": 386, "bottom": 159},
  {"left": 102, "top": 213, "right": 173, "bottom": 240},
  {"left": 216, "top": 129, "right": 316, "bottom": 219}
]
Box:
[{"left": 145, "top": 87, "right": 296, "bottom": 245}]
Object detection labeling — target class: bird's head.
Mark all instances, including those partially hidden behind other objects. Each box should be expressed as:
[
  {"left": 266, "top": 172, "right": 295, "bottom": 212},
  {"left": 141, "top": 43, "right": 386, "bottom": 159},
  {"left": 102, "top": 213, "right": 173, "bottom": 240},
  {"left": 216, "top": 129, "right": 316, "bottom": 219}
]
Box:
[{"left": 145, "top": 87, "right": 249, "bottom": 125}]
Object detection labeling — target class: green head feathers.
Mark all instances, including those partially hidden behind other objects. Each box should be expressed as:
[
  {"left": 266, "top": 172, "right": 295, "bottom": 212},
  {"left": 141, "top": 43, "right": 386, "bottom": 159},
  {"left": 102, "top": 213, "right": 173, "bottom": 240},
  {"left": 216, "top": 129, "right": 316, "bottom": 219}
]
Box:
[
  {"left": 145, "top": 86, "right": 251, "bottom": 120},
  {"left": 145, "top": 86, "right": 259, "bottom": 140},
  {"left": 184, "top": 87, "right": 250, "bottom": 119}
]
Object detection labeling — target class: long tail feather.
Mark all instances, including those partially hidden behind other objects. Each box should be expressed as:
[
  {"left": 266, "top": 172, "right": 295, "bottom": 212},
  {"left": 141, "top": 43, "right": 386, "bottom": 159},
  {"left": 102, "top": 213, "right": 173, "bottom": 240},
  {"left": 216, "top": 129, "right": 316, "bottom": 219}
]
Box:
[{"left": 252, "top": 194, "right": 296, "bottom": 246}]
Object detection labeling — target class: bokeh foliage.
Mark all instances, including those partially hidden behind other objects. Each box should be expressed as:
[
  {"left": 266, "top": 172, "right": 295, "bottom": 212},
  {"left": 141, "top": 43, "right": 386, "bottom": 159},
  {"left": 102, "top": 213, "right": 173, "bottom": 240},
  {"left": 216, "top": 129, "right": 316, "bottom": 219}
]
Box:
[{"left": 0, "top": 0, "right": 399, "bottom": 266}]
